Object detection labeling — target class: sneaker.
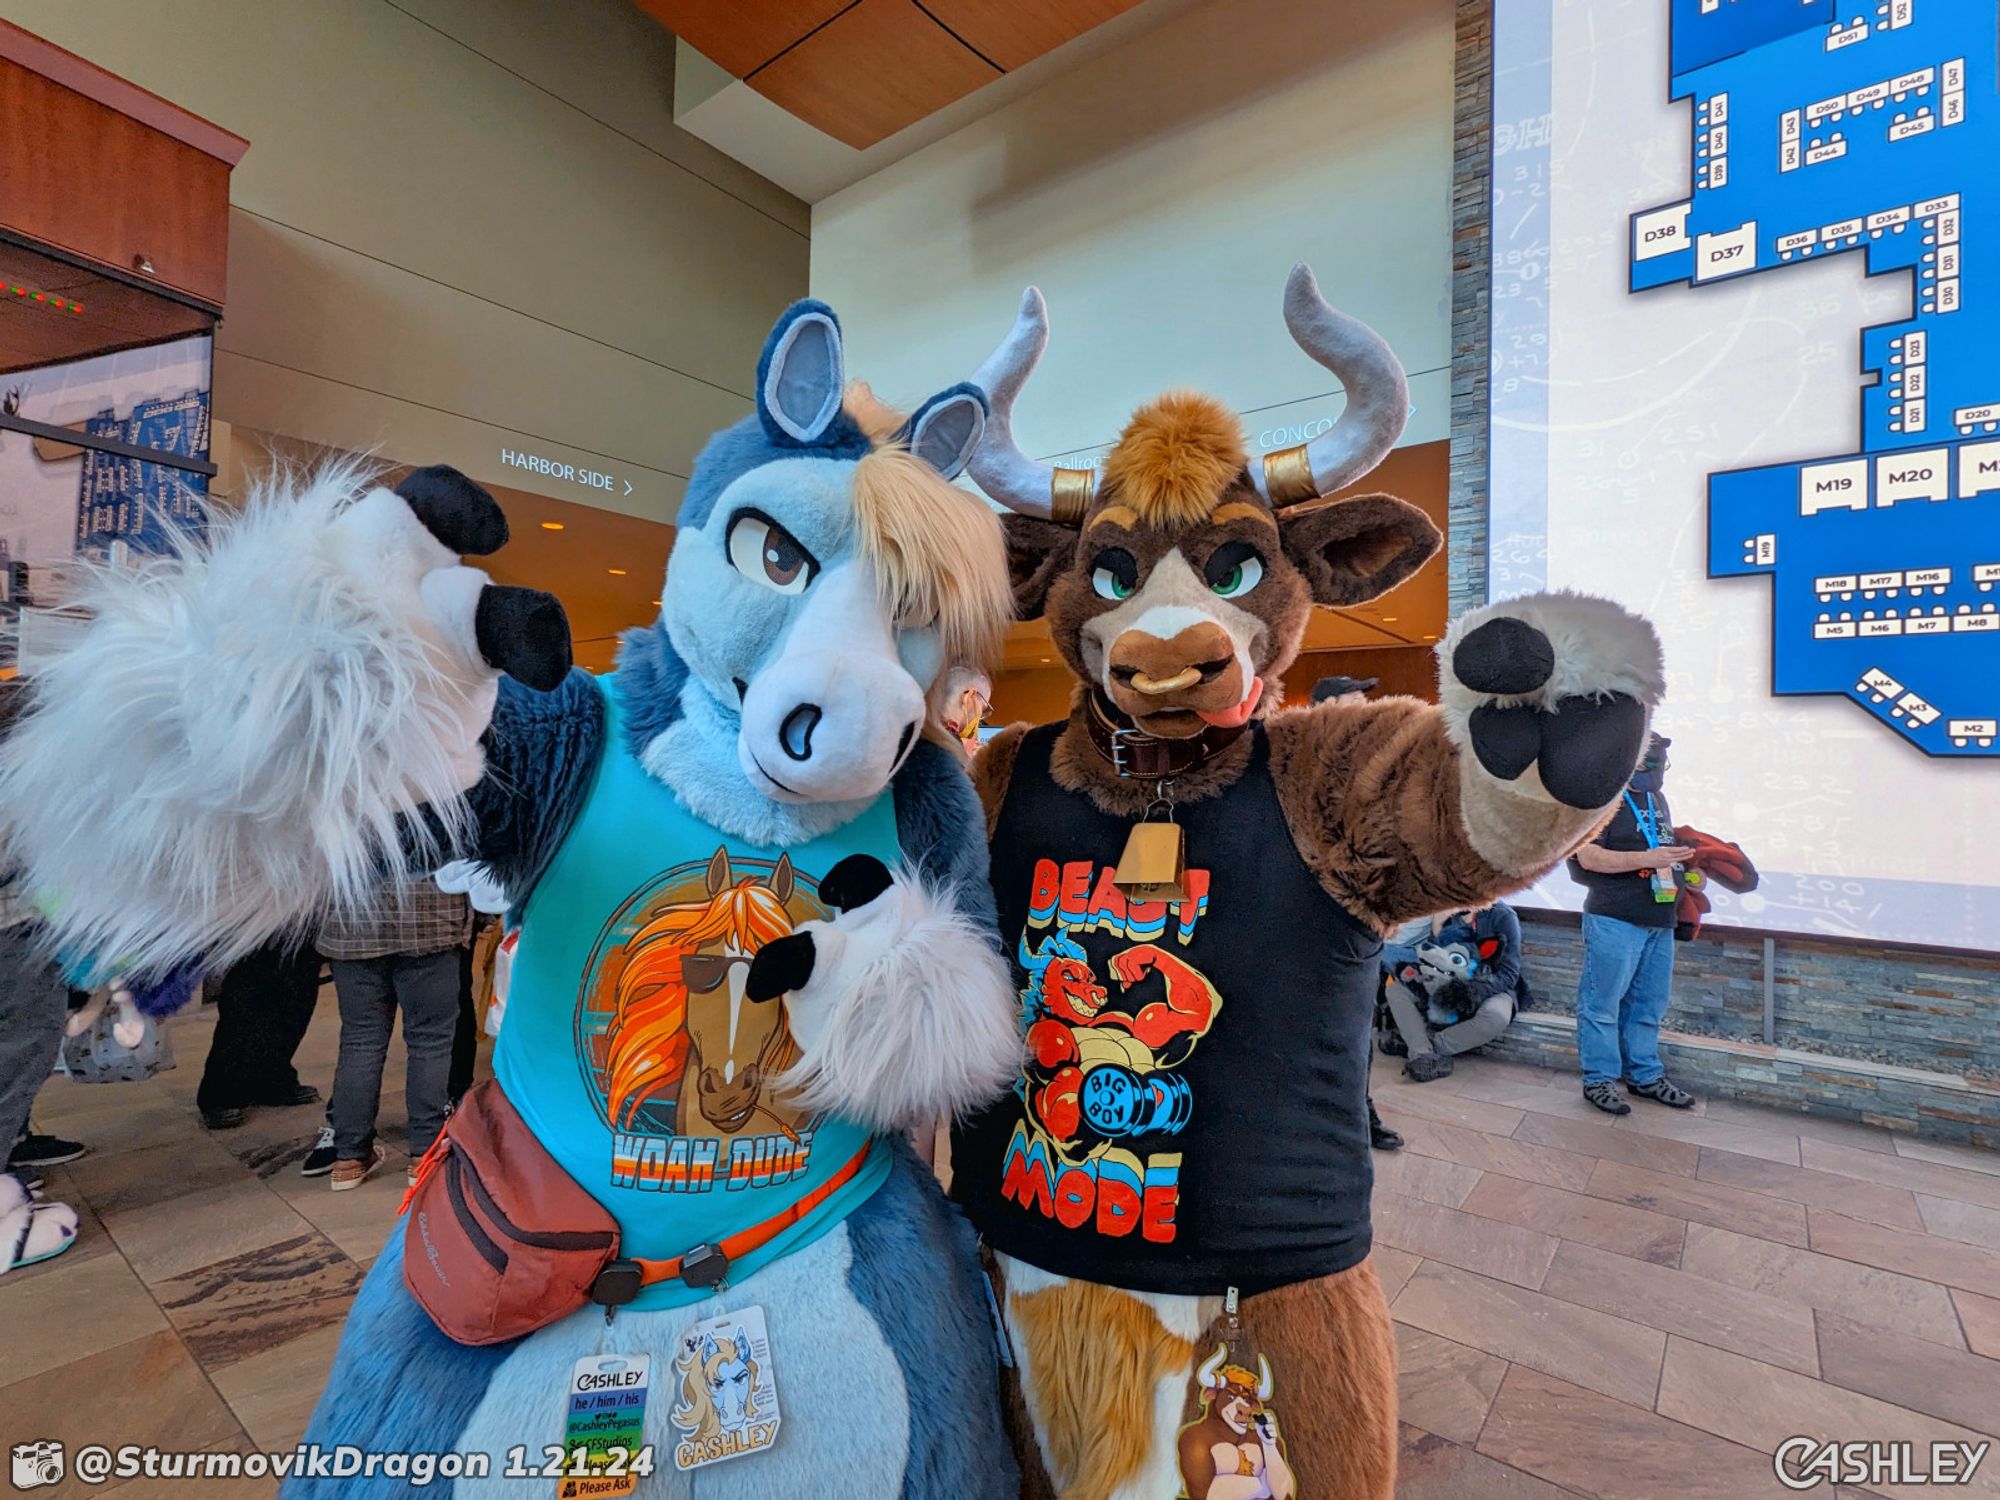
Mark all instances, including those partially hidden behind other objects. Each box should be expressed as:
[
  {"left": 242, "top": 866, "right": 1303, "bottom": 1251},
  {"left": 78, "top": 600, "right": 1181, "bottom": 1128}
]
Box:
[
  {"left": 1403, "top": 1051, "right": 1455, "bottom": 1084},
  {"left": 200, "top": 1106, "right": 249, "bottom": 1132},
  {"left": 1376, "top": 1029, "right": 1409, "bottom": 1059},
  {"left": 1368, "top": 1104, "right": 1404, "bottom": 1153},
  {"left": 1583, "top": 1081, "right": 1631, "bottom": 1116},
  {"left": 329, "top": 1144, "right": 386, "bottom": 1192},
  {"left": 300, "top": 1125, "right": 337, "bottom": 1178},
  {"left": 1625, "top": 1075, "right": 1697, "bottom": 1109},
  {"left": 8, "top": 1131, "right": 85, "bottom": 1170}
]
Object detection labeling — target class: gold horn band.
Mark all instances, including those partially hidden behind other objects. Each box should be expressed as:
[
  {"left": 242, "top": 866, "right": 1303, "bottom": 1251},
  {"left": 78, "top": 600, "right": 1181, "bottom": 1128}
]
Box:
[
  {"left": 1051, "top": 466, "right": 1097, "bottom": 526},
  {"left": 1261, "top": 444, "right": 1320, "bottom": 509}
]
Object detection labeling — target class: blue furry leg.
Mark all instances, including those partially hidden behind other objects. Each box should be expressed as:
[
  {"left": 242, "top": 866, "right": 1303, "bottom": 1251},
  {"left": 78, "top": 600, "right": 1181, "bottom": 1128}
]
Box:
[
  {"left": 285, "top": 1220, "right": 515, "bottom": 1497},
  {"left": 849, "top": 1138, "right": 1020, "bottom": 1500}
]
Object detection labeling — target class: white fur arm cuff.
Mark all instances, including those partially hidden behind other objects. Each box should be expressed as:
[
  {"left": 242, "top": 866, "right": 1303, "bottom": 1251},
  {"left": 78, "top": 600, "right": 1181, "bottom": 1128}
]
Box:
[{"left": 776, "top": 869, "right": 1023, "bottom": 1133}]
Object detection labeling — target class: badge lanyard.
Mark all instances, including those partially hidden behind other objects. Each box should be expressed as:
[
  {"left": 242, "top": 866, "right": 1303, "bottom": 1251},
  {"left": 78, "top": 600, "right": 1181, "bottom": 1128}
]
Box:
[
  {"left": 1623, "top": 790, "right": 1666, "bottom": 850},
  {"left": 1625, "top": 790, "right": 1679, "bottom": 902}
]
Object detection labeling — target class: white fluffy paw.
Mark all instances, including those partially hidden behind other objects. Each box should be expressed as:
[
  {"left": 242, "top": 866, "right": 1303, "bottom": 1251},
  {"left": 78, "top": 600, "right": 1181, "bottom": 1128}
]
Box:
[
  {"left": 751, "top": 865, "right": 1022, "bottom": 1131},
  {"left": 0, "top": 463, "right": 570, "bottom": 978},
  {"left": 1438, "top": 592, "right": 1664, "bottom": 810}
]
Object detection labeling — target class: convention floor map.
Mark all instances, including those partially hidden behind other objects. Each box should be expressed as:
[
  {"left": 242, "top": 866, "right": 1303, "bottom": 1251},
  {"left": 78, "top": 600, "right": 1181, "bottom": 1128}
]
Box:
[{"left": 1632, "top": 0, "right": 1999, "bottom": 756}]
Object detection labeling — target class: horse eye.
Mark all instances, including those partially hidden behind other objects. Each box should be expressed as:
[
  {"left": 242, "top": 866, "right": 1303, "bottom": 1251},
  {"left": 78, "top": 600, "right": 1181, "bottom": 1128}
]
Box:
[
  {"left": 727, "top": 511, "right": 818, "bottom": 595},
  {"left": 1090, "top": 547, "right": 1138, "bottom": 601}
]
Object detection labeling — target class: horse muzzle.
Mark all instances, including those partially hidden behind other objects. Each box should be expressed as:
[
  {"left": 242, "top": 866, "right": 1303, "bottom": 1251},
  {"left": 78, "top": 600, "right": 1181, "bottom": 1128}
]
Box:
[{"left": 739, "top": 647, "right": 926, "bottom": 804}]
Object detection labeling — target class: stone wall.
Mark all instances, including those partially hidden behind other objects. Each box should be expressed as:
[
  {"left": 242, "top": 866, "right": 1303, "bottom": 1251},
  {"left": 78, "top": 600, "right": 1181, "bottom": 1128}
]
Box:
[{"left": 1498, "top": 913, "right": 2000, "bottom": 1146}]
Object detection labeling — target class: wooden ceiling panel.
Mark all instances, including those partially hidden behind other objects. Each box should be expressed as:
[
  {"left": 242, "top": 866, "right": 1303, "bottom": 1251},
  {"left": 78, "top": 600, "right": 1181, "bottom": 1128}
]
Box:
[
  {"left": 922, "top": 0, "right": 1146, "bottom": 71},
  {"left": 747, "top": 0, "right": 1000, "bottom": 149},
  {"left": 632, "top": 0, "right": 853, "bottom": 78}
]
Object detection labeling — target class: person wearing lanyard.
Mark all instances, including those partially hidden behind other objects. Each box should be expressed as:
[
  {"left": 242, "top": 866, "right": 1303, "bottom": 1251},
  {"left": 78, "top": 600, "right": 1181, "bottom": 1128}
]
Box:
[{"left": 1565, "top": 734, "right": 1698, "bottom": 1114}]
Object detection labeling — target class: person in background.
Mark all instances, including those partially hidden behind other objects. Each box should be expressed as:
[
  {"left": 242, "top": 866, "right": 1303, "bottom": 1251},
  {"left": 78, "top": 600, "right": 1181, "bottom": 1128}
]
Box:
[
  {"left": 0, "top": 680, "right": 83, "bottom": 1273},
  {"left": 1311, "top": 673, "right": 1401, "bottom": 1151},
  {"left": 1567, "top": 732, "right": 1698, "bottom": 1114},
  {"left": 196, "top": 937, "right": 324, "bottom": 1131},
  {"left": 1379, "top": 902, "right": 1524, "bottom": 1082},
  {"left": 318, "top": 874, "right": 472, "bottom": 1190}
]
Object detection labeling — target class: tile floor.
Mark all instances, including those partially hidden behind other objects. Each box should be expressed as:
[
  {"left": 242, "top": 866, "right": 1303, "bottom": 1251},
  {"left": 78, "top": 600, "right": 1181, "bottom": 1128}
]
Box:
[{"left": 4, "top": 998, "right": 1999, "bottom": 1498}]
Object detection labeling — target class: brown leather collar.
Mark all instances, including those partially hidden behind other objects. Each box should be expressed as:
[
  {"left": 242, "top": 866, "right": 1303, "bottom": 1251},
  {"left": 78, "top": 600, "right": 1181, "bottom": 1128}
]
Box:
[{"left": 1083, "top": 693, "right": 1248, "bottom": 780}]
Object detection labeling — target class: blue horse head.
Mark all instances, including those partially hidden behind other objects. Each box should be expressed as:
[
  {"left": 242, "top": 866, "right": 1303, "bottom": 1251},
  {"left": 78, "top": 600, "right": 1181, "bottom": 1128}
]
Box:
[{"left": 619, "top": 301, "right": 1010, "bottom": 842}]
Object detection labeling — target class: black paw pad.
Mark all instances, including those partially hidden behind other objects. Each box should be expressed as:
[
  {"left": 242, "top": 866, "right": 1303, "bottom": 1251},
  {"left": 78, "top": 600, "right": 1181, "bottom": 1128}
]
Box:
[
  {"left": 1467, "top": 702, "right": 1543, "bottom": 782},
  {"left": 819, "top": 854, "right": 894, "bottom": 913},
  {"left": 746, "top": 932, "right": 816, "bottom": 1002},
  {"left": 1454, "top": 617, "right": 1556, "bottom": 697},
  {"left": 1537, "top": 693, "right": 1647, "bottom": 809},
  {"left": 475, "top": 586, "right": 572, "bottom": 691},
  {"left": 397, "top": 466, "right": 509, "bottom": 556}
]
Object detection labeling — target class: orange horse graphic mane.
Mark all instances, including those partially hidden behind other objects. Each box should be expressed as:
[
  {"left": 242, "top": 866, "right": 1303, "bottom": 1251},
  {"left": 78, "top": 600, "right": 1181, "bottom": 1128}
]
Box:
[{"left": 601, "top": 847, "right": 798, "bottom": 1136}]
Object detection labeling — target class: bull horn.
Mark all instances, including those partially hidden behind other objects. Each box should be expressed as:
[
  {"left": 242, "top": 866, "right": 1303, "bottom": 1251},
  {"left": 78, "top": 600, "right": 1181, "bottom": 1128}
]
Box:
[
  {"left": 968, "top": 287, "right": 1096, "bottom": 527},
  {"left": 1256, "top": 1354, "right": 1274, "bottom": 1401},
  {"left": 1253, "top": 263, "right": 1410, "bottom": 510},
  {"left": 1196, "top": 1344, "right": 1228, "bottom": 1390}
]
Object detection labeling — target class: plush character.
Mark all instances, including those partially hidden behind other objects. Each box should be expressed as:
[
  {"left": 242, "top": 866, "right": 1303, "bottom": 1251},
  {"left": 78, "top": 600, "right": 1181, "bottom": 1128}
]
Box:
[
  {"left": 1406, "top": 934, "right": 1501, "bottom": 1026},
  {"left": 1671, "top": 824, "right": 1759, "bottom": 940},
  {"left": 0, "top": 300, "right": 1024, "bottom": 1498},
  {"left": 945, "top": 265, "right": 1667, "bottom": 1500}
]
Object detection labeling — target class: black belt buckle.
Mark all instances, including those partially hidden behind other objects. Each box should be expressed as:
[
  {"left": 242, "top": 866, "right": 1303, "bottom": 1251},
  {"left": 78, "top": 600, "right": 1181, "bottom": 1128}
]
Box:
[
  {"left": 679, "top": 1242, "right": 729, "bottom": 1289},
  {"left": 590, "top": 1260, "right": 645, "bottom": 1308}
]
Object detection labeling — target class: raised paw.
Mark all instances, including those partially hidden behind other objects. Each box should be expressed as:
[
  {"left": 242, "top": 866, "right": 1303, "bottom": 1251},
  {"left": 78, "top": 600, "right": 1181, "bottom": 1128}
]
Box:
[
  {"left": 475, "top": 586, "right": 572, "bottom": 692},
  {"left": 817, "top": 854, "right": 894, "bottom": 913},
  {"left": 1440, "top": 593, "right": 1664, "bottom": 811},
  {"left": 395, "top": 465, "right": 509, "bottom": 556},
  {"left": 746, "top": 931, "right": 817, "bottom": 1002}
]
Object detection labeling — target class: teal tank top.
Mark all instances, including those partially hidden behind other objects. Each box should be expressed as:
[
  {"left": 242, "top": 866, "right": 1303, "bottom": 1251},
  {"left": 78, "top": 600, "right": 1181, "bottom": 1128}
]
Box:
[{"left": 494, "top": 676, "right": 897, "bottom": 1309}]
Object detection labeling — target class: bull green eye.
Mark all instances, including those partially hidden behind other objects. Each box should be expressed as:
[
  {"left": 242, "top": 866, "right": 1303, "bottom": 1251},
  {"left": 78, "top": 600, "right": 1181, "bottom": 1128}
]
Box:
[
  {"left": 1204, "top": 541, "right": 1264, "bottom": 598},
  {"left": 726, "top": 510, "right": 817, "bottom": 596},
  {"left": 1090, "top": 547, "right": 1138, "bottom": 601}
]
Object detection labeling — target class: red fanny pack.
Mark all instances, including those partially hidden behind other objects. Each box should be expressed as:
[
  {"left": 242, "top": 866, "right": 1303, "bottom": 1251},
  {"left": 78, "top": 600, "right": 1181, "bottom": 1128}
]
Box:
[{"left": 400, "top": 1078, "right": 873, "bottom": 1346}]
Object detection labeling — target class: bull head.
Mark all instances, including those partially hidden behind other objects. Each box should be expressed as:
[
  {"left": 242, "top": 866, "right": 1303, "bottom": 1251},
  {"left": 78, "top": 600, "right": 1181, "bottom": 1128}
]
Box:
[{"left": 968, "top": 265, "right": 1440, "bottom": 740}]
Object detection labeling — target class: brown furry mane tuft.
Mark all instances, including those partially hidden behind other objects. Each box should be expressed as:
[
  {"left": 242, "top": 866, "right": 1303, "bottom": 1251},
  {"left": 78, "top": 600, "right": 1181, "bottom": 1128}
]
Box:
[{"left": 1099, "top": 391, "right": 1248, "bottom": 529}]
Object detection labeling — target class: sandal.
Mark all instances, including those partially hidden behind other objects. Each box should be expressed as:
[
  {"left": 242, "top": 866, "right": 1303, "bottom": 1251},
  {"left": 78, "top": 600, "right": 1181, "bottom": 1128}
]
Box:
[
  {"left": 1582, "top": 1081, "right": 1631, "bottom": 1115},
  {"left": 1625, "top": 1075, "right": 1697, "bottom": 1109}
]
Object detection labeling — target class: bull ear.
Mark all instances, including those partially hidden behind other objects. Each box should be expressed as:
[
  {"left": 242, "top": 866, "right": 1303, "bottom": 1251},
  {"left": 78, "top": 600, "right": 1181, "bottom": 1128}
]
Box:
[
  {"left": 1279, "top": 493, "right": 1440, "bottom": 607},
  {"left": 1003, "top": 514, "right": 1076, "bottom": 621},
  {"left": 900, "top": 384, "right": 988, "bottom": 480}
]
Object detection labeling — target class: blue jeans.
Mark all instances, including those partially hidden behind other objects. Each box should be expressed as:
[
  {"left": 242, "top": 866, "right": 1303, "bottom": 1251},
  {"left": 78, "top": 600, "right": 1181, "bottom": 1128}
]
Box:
[{"left": 1575, "top": 914, "right": 1676, "bottom": 1086}]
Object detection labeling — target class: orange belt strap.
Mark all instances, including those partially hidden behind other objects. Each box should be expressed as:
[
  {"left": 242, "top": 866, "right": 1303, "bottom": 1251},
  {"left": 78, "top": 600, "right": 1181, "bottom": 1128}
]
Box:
[{"left": 630, "top": 1140, "right": 873, "bottom": 1287}]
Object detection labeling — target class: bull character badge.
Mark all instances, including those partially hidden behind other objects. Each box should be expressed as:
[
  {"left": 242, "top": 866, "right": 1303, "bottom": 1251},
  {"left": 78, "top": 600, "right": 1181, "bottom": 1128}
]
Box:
[{"left": 1176, "top": 1290, "right": 1296, "bottom": 1500}]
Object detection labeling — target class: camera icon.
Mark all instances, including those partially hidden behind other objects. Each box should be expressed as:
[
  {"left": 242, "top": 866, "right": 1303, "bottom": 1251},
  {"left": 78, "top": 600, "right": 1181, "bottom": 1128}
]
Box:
[{"left": 11, "top": 1441, "right": 65, "bottom": 1490}]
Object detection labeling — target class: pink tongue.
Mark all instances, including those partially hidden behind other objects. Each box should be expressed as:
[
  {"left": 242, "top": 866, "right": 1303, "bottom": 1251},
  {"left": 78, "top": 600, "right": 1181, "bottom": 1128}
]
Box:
[{"left": 1196, "top": 677, "right": 1263, "bottom": 729}]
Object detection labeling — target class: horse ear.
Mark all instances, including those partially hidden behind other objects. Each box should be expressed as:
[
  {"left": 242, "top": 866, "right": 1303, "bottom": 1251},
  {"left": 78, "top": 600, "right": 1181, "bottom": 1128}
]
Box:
[
  {"left": 706, "top": 846, "right": 732, "bottom": 897},
  {"left": 769, "top": 853, "right": 795, "bottom": 906},
  {"left": 899, "top": 384, "right": 988, "bottom": 480},
  {"left": 702, "top": 1334, "right": 720, "bottom": 1362},
  {"left": 757, "top": 300, "right": 845, "bottom": 446}
]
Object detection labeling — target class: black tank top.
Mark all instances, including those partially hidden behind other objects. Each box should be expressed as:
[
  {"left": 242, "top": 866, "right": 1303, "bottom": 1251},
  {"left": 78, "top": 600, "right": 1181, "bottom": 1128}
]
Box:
[{"left": 951, "top": 722, "right": 1383, "bottom": 1296}]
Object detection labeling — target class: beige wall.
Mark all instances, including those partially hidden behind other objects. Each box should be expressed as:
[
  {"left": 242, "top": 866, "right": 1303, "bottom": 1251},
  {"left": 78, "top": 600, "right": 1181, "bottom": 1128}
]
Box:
[
  {"left": 810, "top": 0, "right": 1453, "bottom": 466},
  {"left": 0, "top": 0, "right": 810, "bottom": 525}
]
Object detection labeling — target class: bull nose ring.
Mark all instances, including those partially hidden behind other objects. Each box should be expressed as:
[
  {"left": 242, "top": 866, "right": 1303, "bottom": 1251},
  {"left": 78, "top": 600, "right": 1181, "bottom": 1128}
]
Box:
[{"left": 1130, "top": 667, "right": 1202, "bottom": 696}]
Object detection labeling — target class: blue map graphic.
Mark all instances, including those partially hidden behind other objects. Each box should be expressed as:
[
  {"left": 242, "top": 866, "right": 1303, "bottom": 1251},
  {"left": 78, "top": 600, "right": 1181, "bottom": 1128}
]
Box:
[{"left": 1632, "top": 0, "right": 1999, "bottom": 757}]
